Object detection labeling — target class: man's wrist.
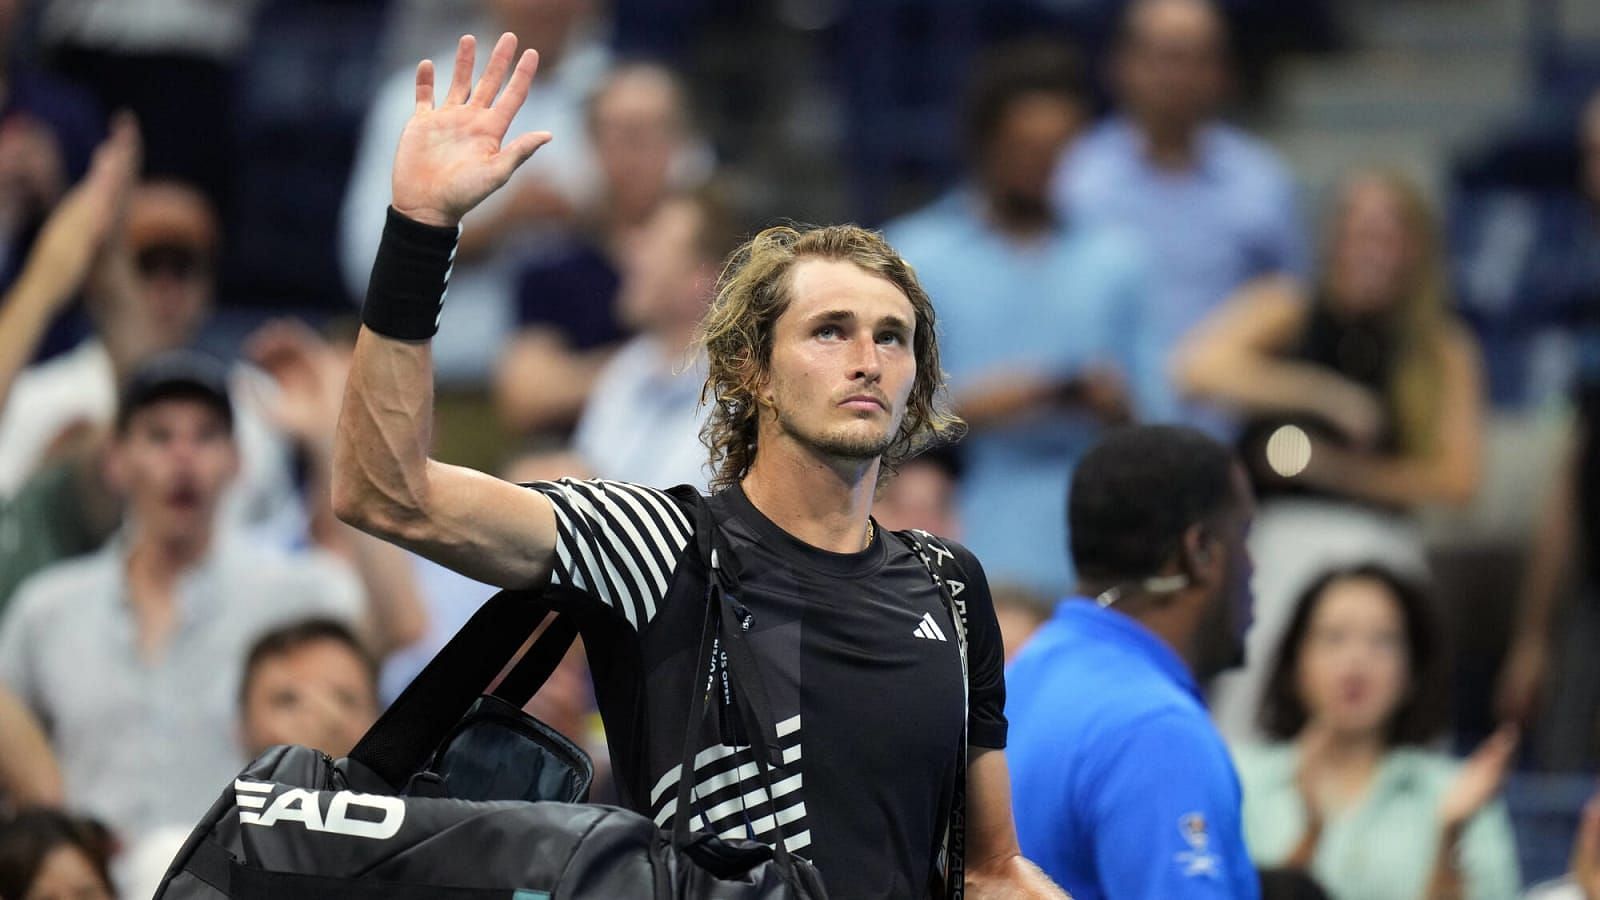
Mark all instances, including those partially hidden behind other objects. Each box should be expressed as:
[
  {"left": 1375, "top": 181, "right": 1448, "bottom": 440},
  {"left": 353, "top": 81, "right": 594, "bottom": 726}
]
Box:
[
  {"left": 361, "top": 206, "right": 461, "bottom": 342},
  {"left": 390, "top": 204, "right": 461, "bottom": 229}
]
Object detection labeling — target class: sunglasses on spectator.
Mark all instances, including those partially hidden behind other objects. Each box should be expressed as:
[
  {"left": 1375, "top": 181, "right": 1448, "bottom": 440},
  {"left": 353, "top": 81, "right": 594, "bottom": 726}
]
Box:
[{"left": 136, "top": 243, "right": 212, "bottom": 281}]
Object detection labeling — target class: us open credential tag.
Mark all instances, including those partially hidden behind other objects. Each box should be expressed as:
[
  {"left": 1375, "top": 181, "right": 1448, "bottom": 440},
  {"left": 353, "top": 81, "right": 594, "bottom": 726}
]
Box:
[{"left": 234, "top": 779, "right": 405, "bottom": 840}]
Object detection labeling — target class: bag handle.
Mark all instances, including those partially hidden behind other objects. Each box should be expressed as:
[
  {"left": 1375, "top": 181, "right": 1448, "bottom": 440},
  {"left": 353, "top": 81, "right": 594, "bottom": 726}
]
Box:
[{"left": 349, "top": 585, "right": 580, "bottom": 791}]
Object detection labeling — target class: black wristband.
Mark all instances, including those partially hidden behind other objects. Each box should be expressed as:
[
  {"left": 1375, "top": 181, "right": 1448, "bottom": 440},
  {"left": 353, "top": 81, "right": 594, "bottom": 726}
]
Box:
[{"left": 361, "top": 207, "right": 461, "bottom": 341}]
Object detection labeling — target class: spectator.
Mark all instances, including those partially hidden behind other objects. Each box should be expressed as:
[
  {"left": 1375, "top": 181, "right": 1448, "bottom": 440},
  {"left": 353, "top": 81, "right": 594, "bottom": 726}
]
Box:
[
  {"left": 1495, "top": 90, "right": 1600, "bottom": 769},
  {"left": 568, "top": 185, "right": 735, "bottom": 488},
  {"left": 1056, "top": 0, "right": 1308, "bottom": 426},
  {"left": 0, "top": 119, "right": 137, "bottom": 609},
  {"left": 0, "top": 351, "right": 364, "bottom": 842},
  {"left": 887, "top": 38, "right": 1152, "bottom": 598},
  {"left": 1177, "top": 170, "right": 1484, "bottom": 740},
  {"left": 239, "top": 618, "right": 380, "bottom": 760},
  {"left": 870, "top": 444, "right": 962, "bottom": 539},
  {"left": 495, "top": 62, "right": 711, "bottom": 435},
  {"left": 1233, "top": 565, "right": 1521, "bottom": 900},
  {"left": 0, "top": 176, "right": 305, "bottom": 548},
  {"left": 340, "top": 0, "right": 612, "bottom": 384},
  {"left": 0, "top": 809, "right": 114, "bottom": 900},
  {"left": 1006, "top": 425, "right": 1260, "bottom": 898},
  {"left": 39, "top": 0, "right": 259, "bottom": 210}
]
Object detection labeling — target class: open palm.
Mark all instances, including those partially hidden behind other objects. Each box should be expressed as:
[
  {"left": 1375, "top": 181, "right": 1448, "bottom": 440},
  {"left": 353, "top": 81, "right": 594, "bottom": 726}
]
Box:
[{"left": 390, "top": 32, "right": 553, "bottom": 228}]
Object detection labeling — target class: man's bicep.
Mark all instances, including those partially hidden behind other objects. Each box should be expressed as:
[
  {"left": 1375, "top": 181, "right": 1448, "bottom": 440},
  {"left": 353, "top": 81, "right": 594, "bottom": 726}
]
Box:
[{"left": 1088, "top": 716, "right": 1249, "bottom": 899}]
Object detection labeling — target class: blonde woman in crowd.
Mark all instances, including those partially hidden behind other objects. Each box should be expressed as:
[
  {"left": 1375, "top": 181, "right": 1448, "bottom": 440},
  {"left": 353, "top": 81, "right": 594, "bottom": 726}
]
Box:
[{"left": 1177, "top": 170, "right": 1485, "bottom": 739}]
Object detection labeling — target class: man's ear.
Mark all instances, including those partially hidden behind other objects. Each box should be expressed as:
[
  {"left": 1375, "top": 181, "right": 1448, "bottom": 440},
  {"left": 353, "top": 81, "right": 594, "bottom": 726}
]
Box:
[{"left": 1180, "top": 522, "right": 1218, "bottom": 583}]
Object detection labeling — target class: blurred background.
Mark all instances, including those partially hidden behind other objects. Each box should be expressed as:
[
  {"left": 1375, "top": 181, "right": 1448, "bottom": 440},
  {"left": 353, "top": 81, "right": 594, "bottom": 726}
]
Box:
[{"left": 3, "top": 0, "right": 1600, "bottom": 896}]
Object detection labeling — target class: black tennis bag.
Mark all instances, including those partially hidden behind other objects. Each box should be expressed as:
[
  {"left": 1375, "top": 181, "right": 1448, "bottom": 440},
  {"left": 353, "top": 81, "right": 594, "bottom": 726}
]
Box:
[{"left": 153, "top": 492, "right": 828, "bottom": 900}]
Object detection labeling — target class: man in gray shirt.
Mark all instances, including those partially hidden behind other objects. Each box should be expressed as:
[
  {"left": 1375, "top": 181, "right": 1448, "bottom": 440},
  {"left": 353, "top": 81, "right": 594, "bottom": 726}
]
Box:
[{"left": 0, "top": 352, "right": 362, "bottom": 842}]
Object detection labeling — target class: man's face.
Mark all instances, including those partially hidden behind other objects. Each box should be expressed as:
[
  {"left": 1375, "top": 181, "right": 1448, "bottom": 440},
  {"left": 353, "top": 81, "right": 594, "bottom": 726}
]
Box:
[
  {"left": 759, "top": 259, "right": 918, "bottom": 464},
  {"left": 981, "top": 93, "right": 1085, "bottom": 219},
  {"left": 618, "top": 198, "right": 712, "bottom": 333},
  {"left": 110, "top": 399, "right": 237, "bottom": 542},
  {"left": 241, "top": 638, "right": 379, "bottom": 759},
  {"left": 1193, "top": 464, "right": 1256, "bottom": 680},
  {"left": 98, "top": 184, "right": 217, "bottom": 350},
  {"left": 872, "top": 459, "right": 959, "bottom": 538},
  {"left": 591, "top": 69, "right": 684, "bottom": 219},
  {"left": 1116, "top": 0, "right": 1227, "bottom": 136}
]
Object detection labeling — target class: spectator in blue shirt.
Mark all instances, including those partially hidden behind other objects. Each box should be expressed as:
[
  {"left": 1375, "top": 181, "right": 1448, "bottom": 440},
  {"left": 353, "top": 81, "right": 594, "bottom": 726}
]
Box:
[
  {"left": 1055, "top": 0, "right": 1308, "bottom": 427},
  {"left": 886, "top": 39, "right": 1154, "bottom": 598},
  {"left": 1007, "top": 425, "right": 1260, "bottom": 899}
]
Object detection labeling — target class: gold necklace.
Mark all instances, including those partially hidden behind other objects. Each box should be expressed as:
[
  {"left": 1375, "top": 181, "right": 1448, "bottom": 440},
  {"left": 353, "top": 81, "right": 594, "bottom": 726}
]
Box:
[{"left": 865, "top": 519, "right": 875, "bottom": 549}]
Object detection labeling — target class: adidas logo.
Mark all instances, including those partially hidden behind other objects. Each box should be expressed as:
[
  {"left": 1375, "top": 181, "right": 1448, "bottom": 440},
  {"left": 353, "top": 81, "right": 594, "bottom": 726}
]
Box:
[{"left": 912, "top": 612, "right": 948, "bottom": 642}]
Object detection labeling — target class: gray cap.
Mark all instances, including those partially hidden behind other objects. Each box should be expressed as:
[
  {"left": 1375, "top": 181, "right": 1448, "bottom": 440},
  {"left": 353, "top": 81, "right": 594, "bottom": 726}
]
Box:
[{"left": 116, "top": 350, "right": 234, "bottom": 433}]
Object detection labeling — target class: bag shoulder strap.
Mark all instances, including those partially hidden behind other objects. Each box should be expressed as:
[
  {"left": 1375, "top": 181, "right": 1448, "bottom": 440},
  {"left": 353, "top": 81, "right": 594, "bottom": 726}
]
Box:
[
  {"left": 349, "top": 585, "right": 575, "bottom": 790},
  {"left": 893, "top": 528, "right": 969, "bottom": 900}
]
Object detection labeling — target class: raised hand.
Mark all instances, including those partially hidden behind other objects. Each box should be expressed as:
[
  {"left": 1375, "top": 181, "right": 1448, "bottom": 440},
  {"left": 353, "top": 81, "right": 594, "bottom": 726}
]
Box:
[
  {"left": 391, "top": 33, "right": 553, "bottom": 228},
  {"left": 246, "top": 318, "right": 349, "bottom": 449},
  {"left": 1437, "top": 724, "right": 1519, "bottom": 830},
  {"left": 21, "top": 112, "right": 140, "bottom": 307}
]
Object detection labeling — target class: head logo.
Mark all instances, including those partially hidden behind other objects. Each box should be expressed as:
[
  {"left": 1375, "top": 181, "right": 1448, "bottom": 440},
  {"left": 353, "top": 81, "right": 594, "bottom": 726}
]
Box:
[{"left": 235, "top": 779, "right": 405, "bottom": 840}]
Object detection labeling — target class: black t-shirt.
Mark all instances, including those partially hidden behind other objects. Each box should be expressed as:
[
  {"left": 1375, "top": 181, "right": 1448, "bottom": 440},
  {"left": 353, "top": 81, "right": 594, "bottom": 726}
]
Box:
[{"left": 527, "top": 478, "right": 1007, "bottom": 899}]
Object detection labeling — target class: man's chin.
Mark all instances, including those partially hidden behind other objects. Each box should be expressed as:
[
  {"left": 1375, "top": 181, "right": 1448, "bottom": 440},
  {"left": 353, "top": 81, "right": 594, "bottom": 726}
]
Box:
[{"left": 813, "top": 427, "right": 893, "bottom": 461}]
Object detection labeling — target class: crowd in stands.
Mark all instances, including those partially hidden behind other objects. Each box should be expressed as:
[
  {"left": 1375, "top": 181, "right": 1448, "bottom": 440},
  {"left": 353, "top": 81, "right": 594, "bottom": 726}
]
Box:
[{"left": 0, "top": 0, "right": 1597, "bottom": 896}]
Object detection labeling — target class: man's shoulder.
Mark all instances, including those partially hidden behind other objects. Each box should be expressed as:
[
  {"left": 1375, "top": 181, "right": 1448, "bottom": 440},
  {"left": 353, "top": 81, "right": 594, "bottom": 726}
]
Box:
[
  {"left": 1012, "top": 623, "right": 1199, "bottom": 723},
  {"left": 882, "top": 192, "right": 979, "bottom": 260},
  {"left": 1205, "top": 124, "right": 1294, "bottom": 187},
  {"left": 4, "top": 549, "right": 116, "bottom": 630}
]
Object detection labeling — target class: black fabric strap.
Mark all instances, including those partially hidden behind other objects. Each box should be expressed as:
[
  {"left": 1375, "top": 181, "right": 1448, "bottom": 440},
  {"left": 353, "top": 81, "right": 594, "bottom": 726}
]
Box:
[
  {"left": 185, "top": 838, "right": 234, "bottom": 894},
  {"left": 491, "top": 613, "right": 581, "bottom": 708},
  {"left": 895, "top": 529, "right": 970, "bottom": 900},
  {"left": 350, "top": 587, "right": 556, "bottom": 789},
  {"left": 361, "top": 206, "right": 460, "bottom": 342},
  {"left": 668, "top": 493, "right": 800, "bottom": 877}
]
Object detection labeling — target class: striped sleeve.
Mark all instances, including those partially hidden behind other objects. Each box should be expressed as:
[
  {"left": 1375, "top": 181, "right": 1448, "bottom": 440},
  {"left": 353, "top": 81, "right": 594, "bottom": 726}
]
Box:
[{"left": 525, "top": 478, "right": 696, "bottom": 629}]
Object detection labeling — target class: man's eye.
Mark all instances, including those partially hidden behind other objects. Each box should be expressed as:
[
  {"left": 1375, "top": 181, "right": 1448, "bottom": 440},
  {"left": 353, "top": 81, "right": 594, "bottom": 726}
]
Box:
[
  {"left": 816, "top": 324, "right": 841, "bottom": 339},
  {"left": 877, "top": 331, "right": 906, "bottom": 346}
]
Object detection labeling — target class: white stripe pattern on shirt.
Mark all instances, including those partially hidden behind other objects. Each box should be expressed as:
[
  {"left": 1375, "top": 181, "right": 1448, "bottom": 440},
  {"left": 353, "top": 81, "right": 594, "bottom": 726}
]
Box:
[
  {"left": 650, "top": 714, "right": 808, "bottom": 853},
  {"left": 529, "top": 479, "right": 693, "bottom": 630}
]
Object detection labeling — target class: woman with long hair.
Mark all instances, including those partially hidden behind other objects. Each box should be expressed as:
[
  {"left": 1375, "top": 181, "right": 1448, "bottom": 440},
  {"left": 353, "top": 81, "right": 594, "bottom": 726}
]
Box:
[
  {"left": 1233, "top": 565, "right": 1520, "bottom": 899},
  {"left": 1177, "top": 170, "right": 1486, "bottom": 738}
]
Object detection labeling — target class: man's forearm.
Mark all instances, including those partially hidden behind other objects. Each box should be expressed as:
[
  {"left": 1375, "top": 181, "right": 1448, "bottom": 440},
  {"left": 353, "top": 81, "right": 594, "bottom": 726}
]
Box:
[
  {"left": 966, "top": 854, "right": 1071, "bottom": 899},
  {"left": 0, "top": 273, "right": 68, "bottom": 419},
  {"left": 332, "top": 329, "right": 438, "bottom": 538}
]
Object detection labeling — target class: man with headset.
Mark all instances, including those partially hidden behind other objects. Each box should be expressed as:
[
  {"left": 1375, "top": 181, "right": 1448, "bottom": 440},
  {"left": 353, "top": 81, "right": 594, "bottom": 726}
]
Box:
[
  {"left": 331, "top": 32, "right": 1064, "bottom": 898},
  {"left": 1006, "top": 425, "right": 1259, "bottom": 898}
]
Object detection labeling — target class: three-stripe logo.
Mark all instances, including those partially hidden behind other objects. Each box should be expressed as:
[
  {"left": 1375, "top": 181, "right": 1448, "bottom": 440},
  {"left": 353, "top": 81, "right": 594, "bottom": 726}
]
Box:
[{"left": 913, "top": 612, "right": 948, "bottom": 642}]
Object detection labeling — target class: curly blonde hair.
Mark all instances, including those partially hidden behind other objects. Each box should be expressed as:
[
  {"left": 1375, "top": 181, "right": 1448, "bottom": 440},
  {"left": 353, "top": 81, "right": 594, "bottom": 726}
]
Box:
[{"left": 695, "top": 223, "right": 965, "bottom": 492}]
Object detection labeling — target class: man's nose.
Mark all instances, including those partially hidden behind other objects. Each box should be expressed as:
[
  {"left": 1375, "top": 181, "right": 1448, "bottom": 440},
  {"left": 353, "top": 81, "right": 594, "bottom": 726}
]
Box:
[{"left": 848, "top": 332, "right": 882, "bottom": 382}]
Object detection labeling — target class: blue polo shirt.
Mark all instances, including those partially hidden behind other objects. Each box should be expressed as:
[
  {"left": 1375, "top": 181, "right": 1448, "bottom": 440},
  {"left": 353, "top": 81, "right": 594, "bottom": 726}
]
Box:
[{"left": 1006, "top": 599, "right": 1259, "bottom": 899}]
